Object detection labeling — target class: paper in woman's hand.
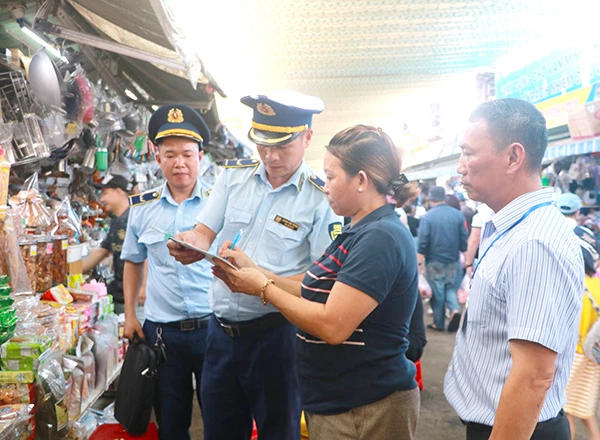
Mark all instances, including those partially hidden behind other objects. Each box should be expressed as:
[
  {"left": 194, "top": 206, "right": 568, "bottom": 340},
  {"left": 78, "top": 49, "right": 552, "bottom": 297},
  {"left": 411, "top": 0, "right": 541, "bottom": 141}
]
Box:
[{"left": 150, "top": 226, "right": 238, "bottom": 270}]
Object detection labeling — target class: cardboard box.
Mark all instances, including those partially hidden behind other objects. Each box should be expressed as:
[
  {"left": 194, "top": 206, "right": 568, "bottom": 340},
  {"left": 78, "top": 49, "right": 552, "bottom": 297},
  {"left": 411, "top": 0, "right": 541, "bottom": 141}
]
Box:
[
  {"left": 567, "top": 100, "right": 600, "bottom": 140},
  {"left": 68, "top": 259, "right": 82, "bottom": 275}
]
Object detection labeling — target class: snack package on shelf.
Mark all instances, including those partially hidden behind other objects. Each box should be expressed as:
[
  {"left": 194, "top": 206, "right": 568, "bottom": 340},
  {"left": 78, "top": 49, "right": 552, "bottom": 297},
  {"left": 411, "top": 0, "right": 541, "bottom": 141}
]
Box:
[
  {"left": 73, "top": 335, "right": 95, "bottom": 393},
  {"left": 0, "top": 335, "right": 53, "bottom": 372},
  {"left": 52, "top": 235, "right": 69, "bottom": 286},
  {"left": 0, "top": 277, "right": 17, "bottom": 345},
  {"left": 35, "top": 236, "right": 53, "bottom": 292},
  {"left": 0, "top": 403, "right": 35, "bottom": 440},
  {"left": 17, "top": 239, "right": 36, "bottom": 293},
  {"left": 41, "top": 285, "right": 73, "bottom": 305},
  {"left": 48, "top": 197, "right": 83, "bottom": 244},
  {"left": 35, "top": 358, "right": 69, "bottom": 439},
  {"left": 1, "top": 335, "right": 52, "bottom": 358},
  {"left": 8, "top": 173, "right": 52, "bottom": 231},
  {"left": 0, "top": 217, "right": 32, "bottom": 294},
  {"left": 0, "top": 383, "right": 35, "bottom": 405},
  {"left": 63, "top": 357, "right": 85, "bottom": 420}
]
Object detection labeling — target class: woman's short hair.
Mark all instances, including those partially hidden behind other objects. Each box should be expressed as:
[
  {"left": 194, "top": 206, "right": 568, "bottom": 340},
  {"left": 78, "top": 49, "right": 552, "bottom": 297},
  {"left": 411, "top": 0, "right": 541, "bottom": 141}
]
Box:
[{"left": 325, "top": 125, "right": 418, "bottom": 206}]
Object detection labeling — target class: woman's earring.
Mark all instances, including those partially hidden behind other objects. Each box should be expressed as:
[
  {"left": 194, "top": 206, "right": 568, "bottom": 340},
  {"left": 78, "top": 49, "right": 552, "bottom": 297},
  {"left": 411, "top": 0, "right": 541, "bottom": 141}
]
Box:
[{"left": 358, "top": 188, "right": 363, "bottom": 193}]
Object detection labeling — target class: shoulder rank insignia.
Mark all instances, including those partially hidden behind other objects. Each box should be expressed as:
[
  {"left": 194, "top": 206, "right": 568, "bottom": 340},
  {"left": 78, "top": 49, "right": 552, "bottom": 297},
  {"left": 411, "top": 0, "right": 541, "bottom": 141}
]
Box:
[
  {"left": 129, "top": 189, "right": 161, "bottom": 207},
  {"left": 308, "top": 175, "right": 325, "bottom": 191},
  {"left": 222, "top": 158, "right": 260, "bottom": 168}
]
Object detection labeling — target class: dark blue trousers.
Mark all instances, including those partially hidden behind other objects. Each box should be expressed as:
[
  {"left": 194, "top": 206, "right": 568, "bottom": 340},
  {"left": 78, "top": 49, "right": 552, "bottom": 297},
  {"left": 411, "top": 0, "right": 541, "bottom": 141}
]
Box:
[
  {"left": 143, "top": 320, "right": 208, "bottom": 440},
  {"left": 201, "top": 316, "right": 301, "bottom": 440}
]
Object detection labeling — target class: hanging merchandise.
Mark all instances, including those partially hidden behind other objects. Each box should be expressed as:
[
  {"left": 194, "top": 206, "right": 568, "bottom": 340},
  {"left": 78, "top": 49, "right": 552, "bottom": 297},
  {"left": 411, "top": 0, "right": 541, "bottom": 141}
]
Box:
[
  {"left": 73, "top": 67, "right": 95, "bottom": 126},
  {"left": 9, "top": 174, "right": 52, "bottom": 231},
  {"left": 0, "top": 71, "right": 49, "bottom": 165},
  {"left": 27, "top": 48, "right": 63, "bottom": 111},
  {"left": 0, "top": 124, "right": 14, "bottom": 165}
]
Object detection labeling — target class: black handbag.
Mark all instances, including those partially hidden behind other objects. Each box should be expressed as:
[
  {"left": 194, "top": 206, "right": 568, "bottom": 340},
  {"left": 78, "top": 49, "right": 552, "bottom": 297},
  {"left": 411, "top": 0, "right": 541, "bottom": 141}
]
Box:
[{"left": 114, "top": 334, "right": 157, "bottom": 434}]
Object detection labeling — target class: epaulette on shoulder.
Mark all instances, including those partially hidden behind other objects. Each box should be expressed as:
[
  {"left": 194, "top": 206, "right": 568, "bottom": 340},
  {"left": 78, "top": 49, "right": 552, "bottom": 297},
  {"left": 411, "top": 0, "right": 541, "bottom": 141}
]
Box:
[
  {"left": 129, "top": 189, "right": 162, "bottom": 207},
  {"left": 222, "top": 159, "right": 260, "bottom": 169},
  {"left": 308, "top": 175, "right": 325, "bottom": 192}
]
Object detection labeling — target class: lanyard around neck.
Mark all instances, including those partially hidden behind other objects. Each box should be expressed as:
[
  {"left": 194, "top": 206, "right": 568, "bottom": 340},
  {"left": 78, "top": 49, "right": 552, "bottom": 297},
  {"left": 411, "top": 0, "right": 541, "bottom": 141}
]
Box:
[{"left": 472, "top": 201, "right": 552, "bottom": 280}]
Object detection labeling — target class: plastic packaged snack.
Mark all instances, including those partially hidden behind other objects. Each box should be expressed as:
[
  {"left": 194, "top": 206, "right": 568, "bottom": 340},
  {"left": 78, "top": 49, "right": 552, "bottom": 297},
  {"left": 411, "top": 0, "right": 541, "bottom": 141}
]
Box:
[
  {"left": 18, "top": 240, "right": 36, "bottom": 293},
  {"left": 49, "top": 198, "right": 82, "bottom": 244},
  {"left": 9, "top": 174, "right": 51, "bottom": 231},
  {"left": 52, "top": 235, "right": 68, "bottom": 286},
  {"left": 35, "top": 237, "right": 54, "bottom": 292},
  {"left": 0, "top": 216, "right": 32, "bottom": 294},
  {"left": 36, "top": 358, "right": 69, "bottom": 439}
]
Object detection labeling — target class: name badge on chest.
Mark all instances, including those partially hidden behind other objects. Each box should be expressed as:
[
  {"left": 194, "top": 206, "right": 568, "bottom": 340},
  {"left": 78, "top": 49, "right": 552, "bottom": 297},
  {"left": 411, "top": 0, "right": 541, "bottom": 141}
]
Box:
[{"left": 274, "top": 215, "right": 299, "bottom": 231}]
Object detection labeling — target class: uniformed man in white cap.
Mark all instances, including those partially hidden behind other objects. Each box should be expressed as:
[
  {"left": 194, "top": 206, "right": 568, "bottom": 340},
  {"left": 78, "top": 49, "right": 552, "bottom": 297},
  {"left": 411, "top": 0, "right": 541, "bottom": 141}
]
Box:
[
  {"left": 169, "top": 91, "right": 342, "bottom": 440},
  {"left": 121, "top": 103, "right": 214, "bottom": 440}
]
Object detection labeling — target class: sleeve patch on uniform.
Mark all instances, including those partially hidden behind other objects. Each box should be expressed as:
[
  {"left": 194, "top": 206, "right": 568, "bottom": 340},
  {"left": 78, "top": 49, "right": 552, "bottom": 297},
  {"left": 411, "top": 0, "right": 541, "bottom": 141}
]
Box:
[{"left": 328, "top": 222, "right": 342, "bottom": 240}]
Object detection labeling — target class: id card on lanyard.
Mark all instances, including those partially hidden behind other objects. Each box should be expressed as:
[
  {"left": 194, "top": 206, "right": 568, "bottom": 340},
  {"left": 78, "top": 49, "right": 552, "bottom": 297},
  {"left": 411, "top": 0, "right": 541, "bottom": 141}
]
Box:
[{"left": 463, "top": 201, "right": 552, "bottom": 332}]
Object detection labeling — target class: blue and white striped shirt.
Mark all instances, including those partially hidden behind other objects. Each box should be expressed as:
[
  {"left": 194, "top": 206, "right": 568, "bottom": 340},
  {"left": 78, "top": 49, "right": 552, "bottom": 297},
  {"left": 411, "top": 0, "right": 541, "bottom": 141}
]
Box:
[{"left": 444, "top": 188, "right": 584, "bottom": 425}]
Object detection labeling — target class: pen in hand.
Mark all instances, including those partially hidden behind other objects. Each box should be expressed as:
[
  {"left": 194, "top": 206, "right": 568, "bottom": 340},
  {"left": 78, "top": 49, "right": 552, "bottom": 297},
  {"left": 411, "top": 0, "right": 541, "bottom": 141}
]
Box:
[
  {"left": 226, "top": 229, "right": 245, "bottom": 261},
  {"left": 229, "top": 229, "right": 244, "bottom": 251}
]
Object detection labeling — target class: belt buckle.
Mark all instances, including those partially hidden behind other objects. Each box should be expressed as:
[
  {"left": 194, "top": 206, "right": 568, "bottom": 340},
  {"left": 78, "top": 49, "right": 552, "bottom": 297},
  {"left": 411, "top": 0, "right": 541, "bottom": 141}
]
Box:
[{"left": 180, "top": 319, "right": 195, "bottom": 332}]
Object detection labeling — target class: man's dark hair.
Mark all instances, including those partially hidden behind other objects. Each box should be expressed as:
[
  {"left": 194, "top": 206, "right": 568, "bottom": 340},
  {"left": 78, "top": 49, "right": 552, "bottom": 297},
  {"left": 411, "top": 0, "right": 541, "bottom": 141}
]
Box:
[{"left": 469, "top": 98, "right": 547, "bottom": 171}]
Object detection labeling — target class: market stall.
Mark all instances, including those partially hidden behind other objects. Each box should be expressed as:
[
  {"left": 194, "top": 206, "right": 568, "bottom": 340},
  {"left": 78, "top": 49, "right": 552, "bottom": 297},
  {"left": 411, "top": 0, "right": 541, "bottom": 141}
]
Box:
[{"left": 0, "top": 1, "right": 250, "bottom": 437}]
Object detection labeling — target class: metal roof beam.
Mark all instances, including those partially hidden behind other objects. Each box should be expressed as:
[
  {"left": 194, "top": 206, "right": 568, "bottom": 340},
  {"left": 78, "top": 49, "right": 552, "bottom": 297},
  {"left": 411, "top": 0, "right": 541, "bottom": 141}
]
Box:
[
  {"left": 34, "top": 18, "right": 187, "bottom": 72},
  {"left": 54, "top": 6, "right": 127, "bottom": 97}
]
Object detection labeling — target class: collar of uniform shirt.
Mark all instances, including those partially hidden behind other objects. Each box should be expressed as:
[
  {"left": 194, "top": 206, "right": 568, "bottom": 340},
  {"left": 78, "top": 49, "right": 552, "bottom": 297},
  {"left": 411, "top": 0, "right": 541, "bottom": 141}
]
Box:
[
  {"left": 160, "top": 178, "right": 204, "bottom": 206},
  {"left": 253, "top": 161, "right": 308, "bottom": 193},
  {"left": 487, "top": 187, "right": 553, "bottom": 235}
]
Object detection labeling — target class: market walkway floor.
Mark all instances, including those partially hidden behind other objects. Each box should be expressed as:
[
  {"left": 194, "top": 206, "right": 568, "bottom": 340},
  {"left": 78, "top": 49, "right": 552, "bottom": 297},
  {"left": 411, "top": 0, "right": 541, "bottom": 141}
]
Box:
[{"left": 189, "top": 313, "right": 591, "bottom": 439}]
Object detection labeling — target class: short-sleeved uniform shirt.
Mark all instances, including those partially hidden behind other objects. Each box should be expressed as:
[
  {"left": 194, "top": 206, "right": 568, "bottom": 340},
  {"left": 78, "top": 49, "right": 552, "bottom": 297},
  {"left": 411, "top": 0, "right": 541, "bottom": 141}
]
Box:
[
  {"left": 121, "top": 179, "right": 214, "bottom": 323},
  {"left": 297, "top": 204, "right": 419, "bottom": 415},
  {"left": 197, "top": 160, "right": 342, "bottom": 322},
  {"left": 101, "top": 208, "right": 129, "bottom": 303}
]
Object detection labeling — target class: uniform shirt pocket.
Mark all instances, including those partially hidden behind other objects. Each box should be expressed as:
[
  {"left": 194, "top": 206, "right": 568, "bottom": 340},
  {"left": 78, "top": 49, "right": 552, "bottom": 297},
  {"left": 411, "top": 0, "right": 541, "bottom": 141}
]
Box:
[
  {"left": 139, "top": 230, "right": 171, "bottom": 266},
  {"left": 221, "top": 206, "right": 253, "bottom": 247},
  {"left": 263, "top": 220, "right": 306, "bottom": 265}
]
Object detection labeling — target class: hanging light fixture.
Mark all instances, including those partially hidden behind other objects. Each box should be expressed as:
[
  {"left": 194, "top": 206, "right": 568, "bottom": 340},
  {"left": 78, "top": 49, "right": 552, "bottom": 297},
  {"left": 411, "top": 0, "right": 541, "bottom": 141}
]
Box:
[{"left": 16, "top": 17, "right": 66, "bottom": 62}]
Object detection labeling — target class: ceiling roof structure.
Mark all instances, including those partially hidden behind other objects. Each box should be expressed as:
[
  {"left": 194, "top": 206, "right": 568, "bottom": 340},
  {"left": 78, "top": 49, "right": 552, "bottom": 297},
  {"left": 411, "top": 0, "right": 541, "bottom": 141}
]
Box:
[
  {"left": 170, "top": 0, "right": 600, "bottom": 171},
  {"left": 0, "top": 0, "right": 598, "bottom": 172},
  {"left": 0, "top": 0, "right": 218, "bottom": 118}
]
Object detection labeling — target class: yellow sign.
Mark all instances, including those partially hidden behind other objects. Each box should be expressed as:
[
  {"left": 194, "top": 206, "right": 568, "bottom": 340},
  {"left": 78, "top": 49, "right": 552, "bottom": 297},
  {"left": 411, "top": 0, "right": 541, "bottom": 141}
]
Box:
[{"left": 535, "top": 86, "right": 593, "bottom": 129}]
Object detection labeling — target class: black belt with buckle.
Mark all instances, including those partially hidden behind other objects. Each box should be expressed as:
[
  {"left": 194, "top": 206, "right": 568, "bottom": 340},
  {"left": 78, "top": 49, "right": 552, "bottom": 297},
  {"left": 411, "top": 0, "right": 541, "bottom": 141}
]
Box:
[
  {"left": 156, "top": 314, "right": 214, "bottom": 332},
  {"left": 214, "top": 313, "right": 289, "bottom": 337}
]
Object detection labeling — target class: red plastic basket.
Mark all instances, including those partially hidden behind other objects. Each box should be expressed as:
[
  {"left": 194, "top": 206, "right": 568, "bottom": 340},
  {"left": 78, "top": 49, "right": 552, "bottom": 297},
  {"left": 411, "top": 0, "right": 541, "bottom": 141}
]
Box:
[{"left": 89, "top": 423, "right": 159, "bottom": 440}]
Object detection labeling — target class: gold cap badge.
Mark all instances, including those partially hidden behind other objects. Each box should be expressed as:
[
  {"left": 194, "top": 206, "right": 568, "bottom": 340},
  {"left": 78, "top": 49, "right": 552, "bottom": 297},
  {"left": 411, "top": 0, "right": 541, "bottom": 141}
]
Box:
[
  {"left": 167, "top": 108, "right": 184, "bottom": 123},
  {"left": 257, "top": 103, "right": 276, "bottom": 116}
]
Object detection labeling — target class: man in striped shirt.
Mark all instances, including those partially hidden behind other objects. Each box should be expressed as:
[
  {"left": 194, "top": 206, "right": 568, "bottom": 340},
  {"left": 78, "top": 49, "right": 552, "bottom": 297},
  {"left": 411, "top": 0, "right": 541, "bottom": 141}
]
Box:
[{"left": 444, "top": 98, "right": 584, "bottom": 440}]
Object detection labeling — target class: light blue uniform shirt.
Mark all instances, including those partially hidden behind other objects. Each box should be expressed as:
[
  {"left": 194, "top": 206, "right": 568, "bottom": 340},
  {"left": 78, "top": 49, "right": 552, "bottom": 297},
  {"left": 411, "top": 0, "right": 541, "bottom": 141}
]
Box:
[
  {"left": 197, "top": 161, "right": 342, "bottom": 321},
  {"left": 121, "top": 179, "right": 214, "bottom": 323},
  {"left": 444, "top": 188, "right": 584, "bottom": 425}
]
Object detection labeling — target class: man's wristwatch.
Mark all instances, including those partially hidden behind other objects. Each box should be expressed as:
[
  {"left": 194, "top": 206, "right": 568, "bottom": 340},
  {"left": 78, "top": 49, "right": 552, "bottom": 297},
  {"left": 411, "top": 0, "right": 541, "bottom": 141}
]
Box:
[{"left": 465, "top": 263, "right": 473, "bottom": 268}]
